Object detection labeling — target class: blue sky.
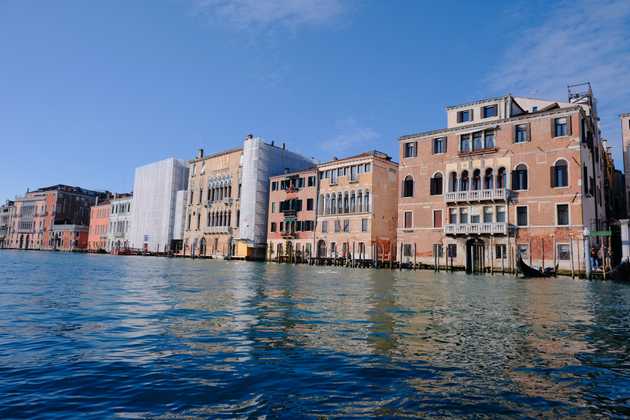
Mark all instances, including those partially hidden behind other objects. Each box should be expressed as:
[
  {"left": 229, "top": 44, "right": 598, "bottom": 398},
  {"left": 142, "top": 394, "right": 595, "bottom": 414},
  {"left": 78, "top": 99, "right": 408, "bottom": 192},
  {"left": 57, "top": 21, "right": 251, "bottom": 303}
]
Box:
[{"left": 1, "top": 0, "right": 629, "bottom": 201}]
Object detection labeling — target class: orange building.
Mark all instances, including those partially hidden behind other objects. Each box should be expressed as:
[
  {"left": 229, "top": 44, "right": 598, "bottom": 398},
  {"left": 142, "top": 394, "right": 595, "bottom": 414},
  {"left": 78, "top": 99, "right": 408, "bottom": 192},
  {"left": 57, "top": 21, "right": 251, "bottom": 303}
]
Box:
[{"left": 88, "top": 200, "right": 111, "bottom": 252}]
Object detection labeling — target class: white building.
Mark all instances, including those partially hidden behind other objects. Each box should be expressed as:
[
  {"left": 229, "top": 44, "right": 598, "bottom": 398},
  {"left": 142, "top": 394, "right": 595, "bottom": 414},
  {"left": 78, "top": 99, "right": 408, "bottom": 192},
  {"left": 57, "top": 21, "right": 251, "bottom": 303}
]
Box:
[
  {"left": 129, "top": 158, "right": 189, "bottom": 252},
  {"left": 172, "top": 189, "right": 187, "bottom": 253},
  {"left": 235, "top": 135, "right": 314, "bottom": 259},
  {"left": 107, "top": 194, "right": 133, "bottom": 252}
]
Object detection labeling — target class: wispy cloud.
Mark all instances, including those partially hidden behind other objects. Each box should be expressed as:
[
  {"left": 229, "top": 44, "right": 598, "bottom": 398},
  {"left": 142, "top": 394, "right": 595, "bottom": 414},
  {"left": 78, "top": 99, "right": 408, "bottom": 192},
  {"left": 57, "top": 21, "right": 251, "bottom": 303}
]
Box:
[
  {"left": 193, "top": 0, "right": 345, "bottom": 29},
  {"left": 487, "top": 0, "right": 630, "bottom": 161},
  {"left": 321, "top": 118, "right": 379, "bottom": 154}
]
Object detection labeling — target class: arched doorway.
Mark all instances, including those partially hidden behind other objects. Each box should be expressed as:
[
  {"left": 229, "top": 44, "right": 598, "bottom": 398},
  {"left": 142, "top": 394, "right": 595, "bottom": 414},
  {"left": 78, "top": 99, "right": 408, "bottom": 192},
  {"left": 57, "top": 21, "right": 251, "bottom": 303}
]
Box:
[
  {"left": 25, "top": 235, "right": 30, "bottom": 249},
  {"left": 317, "top": 240, "right": 326, "bottom": 258},
  {"left": 466, "top": 238, "right": 485, "bottom": 274},
  {"left": 19, "top": 235, "right": 24, "bottom": 249}
]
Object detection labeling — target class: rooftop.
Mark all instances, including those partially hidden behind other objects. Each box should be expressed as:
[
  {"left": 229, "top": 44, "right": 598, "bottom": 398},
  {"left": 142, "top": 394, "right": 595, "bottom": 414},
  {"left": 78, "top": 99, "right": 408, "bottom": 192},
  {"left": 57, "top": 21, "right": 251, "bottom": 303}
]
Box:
[{"left": 318, "top": 150, "right": 395, "bottom": 167}]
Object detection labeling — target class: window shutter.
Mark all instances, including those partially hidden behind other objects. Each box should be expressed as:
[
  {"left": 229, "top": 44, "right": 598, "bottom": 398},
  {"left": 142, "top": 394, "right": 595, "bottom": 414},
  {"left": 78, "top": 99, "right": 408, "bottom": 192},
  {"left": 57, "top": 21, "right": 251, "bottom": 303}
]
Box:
[
  {"left": 444, "top": 137, "right": 448, "bottom": 153},
  {"left": 527, "top": 123, "right": 531, "bottom": 142},
  {"left": 566, "top": 115, "right": 572, "bottom": 136},
  {"left": 550, "top": 166, "right": 556, "bottom": 188},
  {"left": 551, "top": 117, "right": 555, "bottom": 137}
]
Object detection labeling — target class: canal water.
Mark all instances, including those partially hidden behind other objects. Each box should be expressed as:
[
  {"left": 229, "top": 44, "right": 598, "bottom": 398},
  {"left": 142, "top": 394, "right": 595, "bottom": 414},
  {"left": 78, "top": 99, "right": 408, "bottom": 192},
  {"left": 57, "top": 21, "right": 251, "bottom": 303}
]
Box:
[{"left": 1, "top": 251, "right": 629, "bottom": 418}]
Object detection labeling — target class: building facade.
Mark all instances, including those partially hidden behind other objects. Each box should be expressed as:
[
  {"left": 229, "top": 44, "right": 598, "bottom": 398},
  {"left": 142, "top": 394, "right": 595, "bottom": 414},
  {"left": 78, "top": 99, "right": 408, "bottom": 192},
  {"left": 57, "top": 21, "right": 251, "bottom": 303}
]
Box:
[
  {"left": 182, "top": 135, "right": 313, "bottom": 260},
  {"left": 128, "top": 158, "right": 189, "bottom": 253},
  {"left": 107, "top": 194, "right": 133, "bottom": 252},
  {"left": 183, "top": 147, "right": 242, "bottom": 258},
  {"left": 52, "top": 224, "right": 89, "bottom": 251},
  {"left": 397, "top": 92, "right": 605, "bottom": 274},
  {"left": 315, "top": 151, "right": 399, "bottom": 262},
  {"left": 7, "top": 185, "right": 104, "bottom": 251},
  {"left": 0, "top": 201, "right": 16, "bottom": 248},
  {"left": 267, "top": 168, "right": 318, "bottom": 261},
  {"left": 622, "top": 113, "right": 630, "bottom": 217},
  {"left": 88, "top": 200, "right": 111, "bottom": 252}
]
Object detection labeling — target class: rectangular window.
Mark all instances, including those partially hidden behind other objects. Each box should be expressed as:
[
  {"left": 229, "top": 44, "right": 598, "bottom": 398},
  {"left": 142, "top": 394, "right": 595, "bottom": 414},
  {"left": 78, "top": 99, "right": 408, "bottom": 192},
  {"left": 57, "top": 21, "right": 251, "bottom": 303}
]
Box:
[
  {"left": 334, "top": 220, "right": 341, "bottom": 233},
  {"left": 459, "top": 207, "right": 468, "bottom": 224},
  {"left": 516, "top": 206, "right": 528, "bottom": 226},
  {"left": 557, "top": 204, "right": 569, "bottom": 226},
  {"left": 515, "top": 124, "right": 529, "bottom": 143},
  {"left": 271, "top": 222, "right": 276, "bottom": 232},
  {"left": 433, "top": 137, "right": 447, "bottom": 154},
  {"left": 404, "top": 142, "right": 417, "bottom": 158},
  {"left": 361, "top": 218, "right": 368, "bottom": 232},
  {"left": 321, "top": 221, "right": 327, "bottom": 233},
  {"left": 433, "top": 210, "right": 443, "bottom": 228},
  {"left": 350, "top": 165, "right": 358, "bottom": 181},
  {"left": 404, "top": 211, "right": 413, "bottom": 228},
  {"left": 447, "top": 244, "right": 457, "bottom": 258},
  {"left": 496, "top": 206, "right": 506, "bottom": 223},
  {"left": 279, "top": 222, "right": 284, "bottom": 232},
  {"left": 557, "top": 243, "right": 570, "bottom": 260},
  {"left": 364, "top": 163, "right": 371, "bottom": 172},
  {"left": 482, "top": 105, "right": 498, "bottom": 118},
  {"left": 554, "top": 117, "right": 568, "bottom": 137},
  {"left": 448, "top": 208, "right": 457, "bottom": 224},
  {"left": 470, "top": 208, "right": 480, "bottom": 224},
  {"left": 484, "top": 130, "right": 495, "bottom": 148},
  {"left": 330, "top": 170, "right": 338, "bottom": 184},
  {"left": 308, "top": 176, "right": 315, "bottom": 187},
  {"left": 271, "top": 181, "right": 277, "bottom": 191},
  {"left": 495, "top": 244, "right": 507, "bottom": 259},
  {"left": 306, "top": 198, "right": 313, "bottom": 211},
  {"left": 460, "top": 134, "right": 471, "bottom": 153},
  {"left": 472, "top": 131, "right": 483, "bottom": 151},
  {"left": 343, "top": 219, "right": 350, "bottom": 232},
  {"left": 483, "top": 206, "right": 493, "bottom": 223},
  {"left": 271, "top": 202, "right": 276, "bottom": 213},
  {"left": 457, "top": 109, "right": 472, "bottom": 123},
  {"left": 430, "top": 176, "right": 443, "bottom": 195}
]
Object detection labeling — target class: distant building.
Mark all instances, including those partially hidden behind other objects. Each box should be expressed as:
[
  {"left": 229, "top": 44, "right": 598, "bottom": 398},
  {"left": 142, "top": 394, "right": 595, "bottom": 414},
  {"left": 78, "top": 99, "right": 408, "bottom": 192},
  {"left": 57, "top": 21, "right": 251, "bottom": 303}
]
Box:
[
  {"left": 107, "top": 194, "right": 133, "bottom": 252},
  {"left": 171, "top": 190, "right": 186, "bottom": 253},
  {"left": 397, "top": 87, "right": 606, "bottom": 273},
  {"left": 0, "top": 200, "right": 15, "bottom": 248},
  {"left": 315, "top": 151, "right": 399, "bottom": 261},
  {"left": 88, "top": 199, "right": 111, "bottom": 252},
  {"left": 182, "top": 135, "right": 313, "bottom": 260},
  {"left": 128, "top": 158, "right": 189, "bottom": 253},
  {"left": 267, "top": 167, "right": 318, "bottom": 261},
  {"left": 7, "top": 185, "right": 107, "bottom": 251},
  {"left": 622, "top": 113, "right": 630, "bottom": 217}
]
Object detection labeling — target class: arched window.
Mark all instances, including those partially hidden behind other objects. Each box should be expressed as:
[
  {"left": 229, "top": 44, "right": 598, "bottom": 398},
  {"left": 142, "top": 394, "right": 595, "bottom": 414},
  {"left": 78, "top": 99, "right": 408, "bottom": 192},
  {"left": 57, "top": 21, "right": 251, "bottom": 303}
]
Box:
[
  {"left": 496, "top": 167, "right": 506, "bottom": 189},
  {"left": 430, "top": 173, "right": 443, "bottom": 195},
  {"left": 484, "top": 168, "right": 493, "bottom": 190},
  {"left": 460, "top": 170, "right": 469, "bottom": 191},
  {"left": 357, "top": 190, "right": 363, "bottom": 212},
  {"left": 403, "top": 176, "right": 414, "bottom": 197},
  {"left": 325, "top": 194, "right": 330, "bottom": 215},
  {"left": 350, "top": 192, "right": 356, "bottom": 213},
  {"left": 552, "top": 159, "right": 568, "bottom": 187},
  {"left": 472, "top": 169, "right": 481, "bottom": 190},
  {"left": 344, "top": 192, "right": 349, "bottom": 213},
  {"left": 449, "top": 172, "right": 458, "bottom": 192},
  {"left": 319, "top": 194, "right": 324, "bottom": 215},
  {"left": 364, "top": 191, "right": 370, "bottom": 213},
  {"left": 330, "top": 194, "right": 336, "bottom": 214},
  {"left": 337, "top": 192, "right": 343, "bottom": 214},
  {"left": 512, "top": 164, "right": 528, "bottom": 190}
]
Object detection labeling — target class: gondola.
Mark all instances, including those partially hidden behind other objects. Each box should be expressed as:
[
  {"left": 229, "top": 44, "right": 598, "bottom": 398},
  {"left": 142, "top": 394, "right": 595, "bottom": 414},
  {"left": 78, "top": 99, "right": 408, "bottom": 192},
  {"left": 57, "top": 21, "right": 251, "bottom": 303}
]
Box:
[
  {"left": 517, "top": 257, "right": 557, "bottom": 278},
  {"left": 608, "top": 260, "right": 630, "bottom": 281}
]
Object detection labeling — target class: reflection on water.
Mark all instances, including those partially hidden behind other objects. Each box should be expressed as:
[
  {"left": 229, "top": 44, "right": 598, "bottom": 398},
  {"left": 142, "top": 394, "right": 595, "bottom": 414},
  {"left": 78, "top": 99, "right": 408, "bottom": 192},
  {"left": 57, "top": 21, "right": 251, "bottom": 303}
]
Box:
[{"left": 1, "top": 251, "right": 629, "bottom": 417}]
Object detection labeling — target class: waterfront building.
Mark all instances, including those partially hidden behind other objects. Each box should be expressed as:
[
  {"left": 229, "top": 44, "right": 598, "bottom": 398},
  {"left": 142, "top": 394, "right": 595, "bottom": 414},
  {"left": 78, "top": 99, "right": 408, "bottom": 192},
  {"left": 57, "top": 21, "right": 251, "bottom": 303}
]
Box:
[
  {"left": 397, "top": 88, "right": 606, "bottom": 273},
  {"left": 51, "top": 224, "right": 89, "bottom": 251},
  {"left": 88, "top": 199, "right": 111, "bottom": 252},
  {"left": 622, "top": 113, "right": 630, "bottom": 216},
  {"left": 107, "top": 194, "right": 133, "bottom": 252},
  {"left": 171, "top": 190, "right": 187, "bottom": 254},
  {"left": 0, "top": 200, "right": 15, "bottom": 248},
  {"left": 315, "top": 151, "right": 399, "bottom": 262},
  {"left": 183, "top": 135, "right": 313, "bottom": 260},
  {"left": 183, "top": 147, "right": 242, "bottom": 258},
  {"left": 267, "top": 167, "right": 318, "bottom": 261},
  {"left": 7, "top": 185, "right": 105, "bottom": 251},
  {"left": 128, "top": 157, "right": 189, "bottom": 253}
]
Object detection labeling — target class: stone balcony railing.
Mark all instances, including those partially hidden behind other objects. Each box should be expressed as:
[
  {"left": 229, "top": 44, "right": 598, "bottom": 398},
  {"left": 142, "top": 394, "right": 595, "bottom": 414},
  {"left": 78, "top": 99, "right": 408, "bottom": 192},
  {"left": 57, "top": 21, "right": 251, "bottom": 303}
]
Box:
[
  {"left": 444, "top": 222, "right": 508, "bottom": 236},
  {"left": 444, "top": 188, "right": 507, "bottom": 204},
  {"left": 206, "top": 226, "right": 231, "bottom": 234}
]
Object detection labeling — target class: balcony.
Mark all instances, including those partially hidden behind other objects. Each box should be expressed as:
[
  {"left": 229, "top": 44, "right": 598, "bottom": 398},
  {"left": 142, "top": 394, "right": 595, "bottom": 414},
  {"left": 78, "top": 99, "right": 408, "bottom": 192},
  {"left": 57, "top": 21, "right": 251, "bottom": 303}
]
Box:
[
  {"left": 206, "top": 226, "right": 231, "bottom": 234},
  {"left": 283, "top": 209, "right": 297, "bottom": 218},
  {"left": 444, "top": 188, "right": 508, "bottom": 204},
  {"left": 444, "top": 222, "right": 507, "bottom": 236}
]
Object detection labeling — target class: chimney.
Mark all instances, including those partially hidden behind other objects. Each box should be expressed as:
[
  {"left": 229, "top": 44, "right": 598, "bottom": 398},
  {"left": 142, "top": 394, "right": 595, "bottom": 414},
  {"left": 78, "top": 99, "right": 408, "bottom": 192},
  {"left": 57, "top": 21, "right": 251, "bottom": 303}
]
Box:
[
  {"left": 95, "top": 196, "right": 99, "bottom": 206},
  {"left": 197, "top": 148, "right": 204, "bottom": 159},
  {"left": 284, "top": 168, "right": 289, "bottom": 174},
  {"left": 247, "top": 134, "right": 254, "bottom": 140},
  {"left": 282, "top": 143, "right": 286, "bottom": 150},
  {"left": 271, "top": 140, "right": 274, "bottom": 146}
]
